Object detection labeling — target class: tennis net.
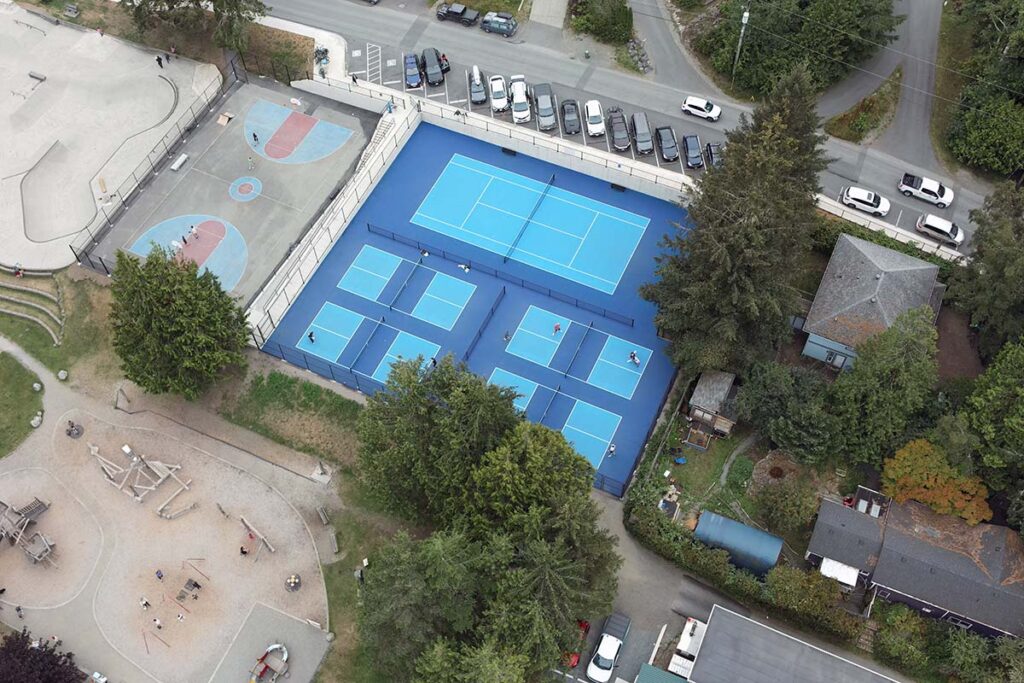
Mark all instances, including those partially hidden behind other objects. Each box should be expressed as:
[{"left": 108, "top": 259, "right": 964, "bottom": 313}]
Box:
[
  {"left": 504, "top": 172, "right": 555, "bottom": 263},
  {"left": 389, "top": 259, "right": 422, "bottom": 311},
  {"left": 564, "top": 322, "right": 594, "bottom": 377}
]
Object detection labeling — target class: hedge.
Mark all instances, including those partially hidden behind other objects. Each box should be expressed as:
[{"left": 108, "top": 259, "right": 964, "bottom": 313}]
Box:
[
  {"left": 569, "top": 0, "right": 633, "bottom": 45},
  {"left": 624, "top": 480, "right": 861, "bottom": 641}
]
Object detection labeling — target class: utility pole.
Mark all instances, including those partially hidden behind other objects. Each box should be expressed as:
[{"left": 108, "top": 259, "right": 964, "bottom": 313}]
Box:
[{"left": 732, "top": 6, "right": 750, "bottom": 83}]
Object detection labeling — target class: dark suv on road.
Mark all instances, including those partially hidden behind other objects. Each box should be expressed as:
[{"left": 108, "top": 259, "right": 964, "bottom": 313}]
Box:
[
  {"left": 480, "top": 11, "right": 518, "bottom": 36},
  {"left": 436, "top": 3, "right": 479, "bottom": 25}
]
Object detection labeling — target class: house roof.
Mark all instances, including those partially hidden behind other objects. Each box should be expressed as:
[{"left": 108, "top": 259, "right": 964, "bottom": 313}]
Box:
[
  {"left": 804, "top": 234, "right": 943, "bottom": 348},
  {"left": 690, "top": 371, "right": 737, "bottom": 415},
  {"left": 807, "top": 499, "right": 885, "bottom": 574},
  {"left": 694, "top": 511, "right": 782, "bottom": 577},
  {"left": 689, "top": 605, "right": 898, "bottom": 683},
  {"left": 872, "top": 501, "right": 1024, "bottom": 637}
]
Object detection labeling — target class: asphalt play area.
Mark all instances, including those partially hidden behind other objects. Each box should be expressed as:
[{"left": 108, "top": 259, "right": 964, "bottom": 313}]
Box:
[{"left": 90, "top": 80, "right": 378, "bottom": 303}]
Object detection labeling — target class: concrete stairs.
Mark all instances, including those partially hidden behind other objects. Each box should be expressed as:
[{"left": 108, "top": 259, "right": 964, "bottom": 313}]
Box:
[
  {"left": 0, "top": 271, "right": 65, "bottom": 345},
  {"left": 354, "top": 116, "right": 395, "bottom": 174}
]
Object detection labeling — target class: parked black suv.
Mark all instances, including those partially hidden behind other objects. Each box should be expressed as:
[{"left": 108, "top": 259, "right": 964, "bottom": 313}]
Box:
[
  {"left": 606, "top": 107, "right": 630, "bottom": 152},
  {"left": 655, "top": 126, "right": 678, "bottom": 162},
  {"left": 421, "top": 48, "right": 449, "bottom": 86},
  {"left": 560, "top": 99, "right": 581, "bottom": 135},
  {"left": 436, "top": 3, "right": 479, "bottom": 25},
  {"left": 682, "top": 134, "right": 703, "bottom": 169},
  {"left": 704, "top": 142, "right": 724, "bottom": 168}
]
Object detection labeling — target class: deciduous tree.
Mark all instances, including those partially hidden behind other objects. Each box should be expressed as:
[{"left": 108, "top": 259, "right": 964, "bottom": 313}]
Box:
[
  {"left": 0, "top": 628, "right": 81, "bottom": 683},
  {"left": 952, "top": 183, "right": 1024, "bottom": 359},
  {"left": 753, "top": 476, "right": 819, "bottom": 533},
  {"left": 109, "top": 246, "right": 248, "bottom": 400},
  {"left": 882, "top": 439, "right": 993, "bottom": 525}
]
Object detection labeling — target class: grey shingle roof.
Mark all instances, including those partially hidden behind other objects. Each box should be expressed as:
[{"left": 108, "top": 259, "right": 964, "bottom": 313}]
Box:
[
  {"left": 807, "top": 499, "right": 885, "bottom": 573},
  {"left": 690, "top": 371, "right": 736, "bottom": 415},
  {"left": 872, "top": 501, "right": 1024, "bottom": 636},
  {"left": 804, "top": 234, "right": 942, "bottom": 348},
  {"left": 689, "top": 606, "right": 897, "bottom": 683}
]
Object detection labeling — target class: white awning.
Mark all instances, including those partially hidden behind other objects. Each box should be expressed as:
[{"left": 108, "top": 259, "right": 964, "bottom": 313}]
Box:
[{"left": 820, "top": 557, "right": 859, "bottom": 587}]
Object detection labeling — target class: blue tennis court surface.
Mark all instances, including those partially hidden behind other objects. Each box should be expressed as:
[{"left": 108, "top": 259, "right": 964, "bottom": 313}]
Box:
[
  {"left": 489, "top": 367, "right": 539, "bottom": 412},
  {"left": 338, "top": 245, "right": 402, "bottom": 300},
  {"left": 263, "top": 124, "right": 684, "bottom": 496},
  {"left": 298, "top": 303, "right": 363, "bottom": 362},
  {"left": 372, "top": 332, "right": 441, "bottom": 382},
  {"left": 412, "top": 155, "right": 649, "bottom": 295},
  {"left": 411, "top": 273, "right": 476, "bottom": 330}
]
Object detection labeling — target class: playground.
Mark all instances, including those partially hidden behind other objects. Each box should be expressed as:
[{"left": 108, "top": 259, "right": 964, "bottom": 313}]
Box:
[
  {"left": 90, "top": 81, "right": 377, "bottom": 302},
  {"left": 263, "top": 124, "right": 684, "bottom": 494},
  {"left": 0, "top": 409, "right": 329, "bottom": 683}
]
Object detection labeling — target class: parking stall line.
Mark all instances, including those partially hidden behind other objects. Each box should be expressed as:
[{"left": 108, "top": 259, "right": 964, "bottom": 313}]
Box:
[
  {"left": 450, "top": 98, "right": 467, "bottom": 104},
  {"left": 895, "top": 209, "right": 903, "bottom": 227},
  {"left": 651, "top": 149, "right": 661, "bottom": 167},
  {"left": 678, "top": 158, "right": 686, "bottom": 174},
  {"left": 444, "top": 76, "right": 450, "bottom": 104},
  {"left": 383, "top": 80, "right": 402, "bottom": 85}
]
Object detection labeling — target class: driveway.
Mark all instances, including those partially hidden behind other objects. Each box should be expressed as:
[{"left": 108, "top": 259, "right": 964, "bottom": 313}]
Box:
[{"left": 588, "top": 492, "right": 913, "bottom": 682}]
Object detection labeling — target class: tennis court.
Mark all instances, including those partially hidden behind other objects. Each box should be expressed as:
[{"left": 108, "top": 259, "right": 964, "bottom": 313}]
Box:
[
  {"left": 338, "top": 245, "right": 476, "bottom": 330},
  {"left": 411, "top": 154, "right": 649, "bottom": 294},
  {"left": 262, "top": 124, "right": 683, "bottom": 496}
]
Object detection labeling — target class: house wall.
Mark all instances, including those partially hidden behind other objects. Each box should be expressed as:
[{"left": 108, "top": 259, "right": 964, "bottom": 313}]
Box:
[
  {"left": 873, "top": 586, "right": 1015, "bottom": 639},
  {"left": 802, "top": 333, "right": 856, "bottom": 370}
]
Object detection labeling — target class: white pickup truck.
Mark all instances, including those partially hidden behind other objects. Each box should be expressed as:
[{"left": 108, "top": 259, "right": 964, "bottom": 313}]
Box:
[{"left": 898, "top": 173, "right": 954, "bottom": 208}]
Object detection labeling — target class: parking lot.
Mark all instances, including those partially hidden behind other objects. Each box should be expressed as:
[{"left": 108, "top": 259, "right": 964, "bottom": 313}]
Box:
[{"left": 349, "top": 42, "right": 712, "bottom": 179}]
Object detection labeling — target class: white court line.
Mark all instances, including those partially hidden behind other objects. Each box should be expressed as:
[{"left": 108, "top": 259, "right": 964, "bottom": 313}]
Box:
[
  {"left": 594, "top": 356, "right": 643, "bottom": 377},
  {"left": 460, "top": 177, "right": 494, "bottom": 229},
  {"left": 476, "top": 201, "right": 587, "bottom": 241},
  {"left": 447, "top": 158, "right": 649, "bottom": 229},
  {"left": 563, "top": 423, "right": 613, "bottom": 444},
  {"left": 349, "top": 263, "right": 391, "bottom": 281},
  {"left": 568, "top": 214, "right": 600, "bottom": 266},
  {"left": 413, "top": 212, "right": 619, "bottom": 287},
  {"left": 421, "top": 291, "right": 465, "bottom": 308}
]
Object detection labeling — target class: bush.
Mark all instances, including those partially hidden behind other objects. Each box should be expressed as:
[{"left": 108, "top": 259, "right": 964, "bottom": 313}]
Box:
[
  {"left": 623, "top": 481, "right": 860, "bottom": 641},
  {"left": 725, "top": 456, "right": 754, "bottom": 493},
  {"left": 873, "top": 604, "right": 935, "bottom": 676},
  {"left": 753, "top": 477, "right": 818, "bottom": 534},
  {"left": 570, "top": 0, "right": 633, "bottom": 45}
]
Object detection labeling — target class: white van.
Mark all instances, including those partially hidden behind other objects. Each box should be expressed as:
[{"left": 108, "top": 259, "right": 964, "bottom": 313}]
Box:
[{"left": 509, "top": 75, "right": 531, "bottom": 124}]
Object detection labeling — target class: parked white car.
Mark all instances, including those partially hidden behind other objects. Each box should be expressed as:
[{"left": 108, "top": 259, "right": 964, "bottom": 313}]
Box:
[
  {"left": 840, "top": 186, "right": 891, "bottom": 217},
  {"left": 488, "top": 74, "right": 508, "bottom": 112},
  {"left": 916, "top": 213, "right": 965, "bottom": 248},
  {"left": 584, "top": 99, "right": 605, "bottom": 136},
  {"left": 509, "top": 75, "right": 531, "bottom": 124},
  {"left": 682, "top": 95, "right": 722, "bottom": 121}
]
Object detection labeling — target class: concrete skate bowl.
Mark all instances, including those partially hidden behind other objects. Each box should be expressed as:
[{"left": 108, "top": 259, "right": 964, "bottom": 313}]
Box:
[{"left": 18, "top": 71, "right": 178, "bottom": 243}]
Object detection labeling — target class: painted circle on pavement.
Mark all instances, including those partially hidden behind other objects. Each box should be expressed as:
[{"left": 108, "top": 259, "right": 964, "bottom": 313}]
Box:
[
  {"left": 128, "top": 214, "right": 248, "bottom": 293},
  {"left": 229, "top": 176, "right": 262, "bottom": 202}
]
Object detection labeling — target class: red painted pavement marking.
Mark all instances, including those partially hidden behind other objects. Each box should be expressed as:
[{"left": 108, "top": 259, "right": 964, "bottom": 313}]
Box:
[
  {"left": 239, "top": 183, "right": 254, "bottom": 195},
  {"left": 265, "top": 112, "right": 317, "bottom": 159},
  {"left": 178, "top": 220, "right": 226, "bottom": 266}
]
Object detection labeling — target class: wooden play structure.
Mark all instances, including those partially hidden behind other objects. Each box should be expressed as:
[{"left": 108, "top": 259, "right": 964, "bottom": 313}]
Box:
[
  {"left": 240, "top": 516, "right": 275, "bottom": 561},
  {"left": 89, "top": 443, "right": 194, "bottom": 514},
  {"left": 249, "top": 643, "right": 289, "bottom": 682},
  {"left": 0, "top": 497, "right": 57, "bottom": 565}
]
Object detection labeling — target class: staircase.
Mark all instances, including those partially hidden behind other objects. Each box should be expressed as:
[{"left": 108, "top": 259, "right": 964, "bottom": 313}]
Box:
[
  {"left": 857, "top": 619, "right": 880, "bottom": 653},
  {"left": 0, "top": 270, "right": 65, "bottom": 345},
  {"left": 354, "top": 116, "right": 395, "bottom": 174}
]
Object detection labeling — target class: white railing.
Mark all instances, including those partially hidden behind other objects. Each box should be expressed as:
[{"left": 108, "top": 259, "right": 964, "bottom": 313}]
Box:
[
  {"left": 246, "top": 90, "right": 419, "bottom": 344},
  {"left": 247, "top": 77, "right": 964, "bottom": 347}
]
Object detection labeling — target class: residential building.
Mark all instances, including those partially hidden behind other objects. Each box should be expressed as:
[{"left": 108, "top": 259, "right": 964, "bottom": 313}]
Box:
[
  {"left": 801, "top": 234, "right": 944, "bottom": 369},
  {"left": 806, "top": 487, "right": 1024, "bottom": 638}
]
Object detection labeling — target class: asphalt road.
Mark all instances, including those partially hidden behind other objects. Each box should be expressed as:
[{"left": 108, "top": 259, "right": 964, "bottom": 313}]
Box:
[{"left": 271, "top": 0, "right": 982, "bottom": 249}]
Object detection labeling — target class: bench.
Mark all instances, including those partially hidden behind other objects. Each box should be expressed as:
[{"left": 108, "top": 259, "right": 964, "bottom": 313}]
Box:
[
  {"left": 316, "top": 506, "right": 330, "bottom": 526},
  {"left": 328, "top": 527, "right": 339, "bottom": 554},
  {"left": 169, "top": 153, "right": 188, "bottom": 172},
  {"left": 63, "top": 4, "right": 79, "bottom": 17}
]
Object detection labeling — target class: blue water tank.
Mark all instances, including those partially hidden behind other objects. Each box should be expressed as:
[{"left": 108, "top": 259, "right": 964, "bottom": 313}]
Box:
[{"left": 694, "top": 511, "right": 783, "bottom": 577}]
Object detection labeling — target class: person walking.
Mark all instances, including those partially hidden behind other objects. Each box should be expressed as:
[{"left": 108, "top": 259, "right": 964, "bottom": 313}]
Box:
[
  {"left": 176, "top": 613, "right": 185, "bottom": 623},
  {"left": 307, "top": 331, "right": 316, "bottom": 344},
  {"left": 153, "top": 618, "right": 162, "bottom": 630},
  {"left": 252, "top": 132, "right": 259, "bottom": 146},
  {"left": 628, "top": 350, "right": 640, "bottom": 366},
  {"left": 240, "top": 546, "right": 249, "bottom": 556},
  {"left": 15, "top": 606, "right": 23, "bottom": 619},
  {"left": 155, "top": 55, "right": 163, "bottom": 69},
  {"left": 248, "top": 156, "right": 255, "bottom": 171},
  {"left": 139, "top": 597, "right": 151, "bottom": 610},
  {"left": 553, "top": 322, "right": 561, "bottom": 336},
  {"left": 351, "top": 74, "right": 358, "bottom": 84},
  {"left": 190, "top": 225, "right": 199, "bottom": 240},
  {"left": 155, "top": 569, "right": 164, "bottom": 582}
]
